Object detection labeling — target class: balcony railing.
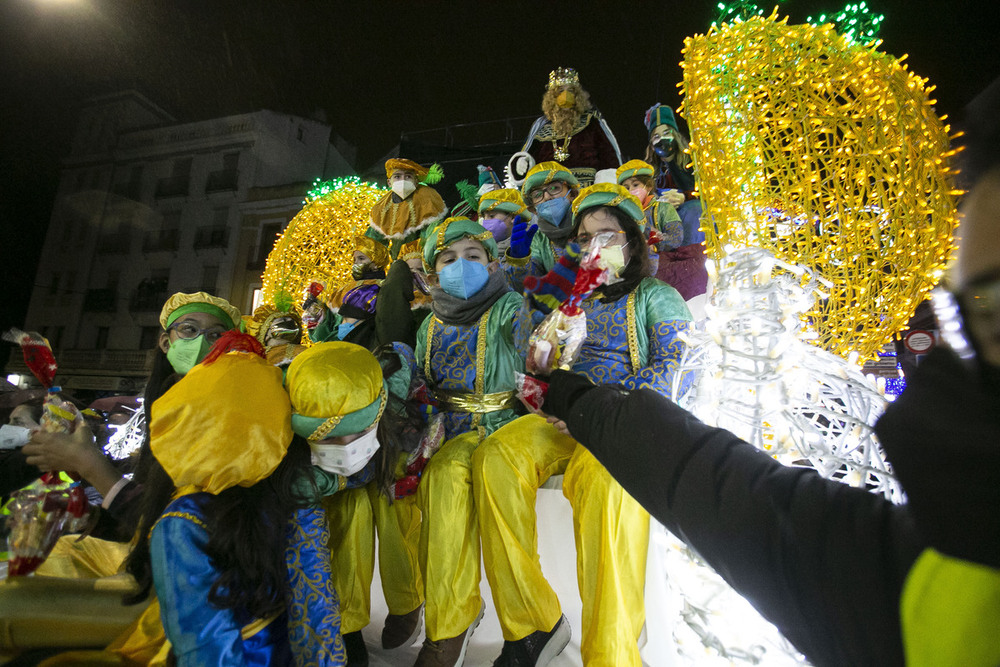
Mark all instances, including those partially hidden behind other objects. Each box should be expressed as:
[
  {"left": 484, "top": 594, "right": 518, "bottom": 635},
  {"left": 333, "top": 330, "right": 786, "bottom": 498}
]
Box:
[
  {"left": 5, "top": 348, "right": 157, "bottom": 378},
  {"left": 194, "top": 226, "right": 229, "bottom": 248}
]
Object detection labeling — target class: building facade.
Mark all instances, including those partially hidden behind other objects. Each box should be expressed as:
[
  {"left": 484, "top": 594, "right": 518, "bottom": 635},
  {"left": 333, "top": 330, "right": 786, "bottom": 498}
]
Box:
[{"left": 8, "top": 91, "right": 354, "bottom": 392}]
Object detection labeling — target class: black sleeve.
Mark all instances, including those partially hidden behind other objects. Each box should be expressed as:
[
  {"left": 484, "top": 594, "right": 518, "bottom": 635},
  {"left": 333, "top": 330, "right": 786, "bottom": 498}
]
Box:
[
  {"left": 544, "top": 370, "right": 923, "bottom": 667},
  {"left": 375, "top": 260, "right": 417, "bottom": 348},
  {"left": 88, "top": 479, "right": 143, "bottom": 542}
]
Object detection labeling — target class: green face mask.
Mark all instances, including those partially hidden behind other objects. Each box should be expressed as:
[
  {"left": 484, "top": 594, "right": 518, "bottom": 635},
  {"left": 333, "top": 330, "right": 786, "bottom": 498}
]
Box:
[{"left": 166, "top": 335, "right": 214, "bottom": 375}]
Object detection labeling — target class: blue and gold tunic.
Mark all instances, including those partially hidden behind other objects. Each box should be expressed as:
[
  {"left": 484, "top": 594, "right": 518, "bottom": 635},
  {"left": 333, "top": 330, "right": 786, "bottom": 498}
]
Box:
[
  {"left": 416, "top": 291, "right": 537, "bottom": 441},
  {"left": 517, "top": 276, "right": 691, "bottom": 396},
  {"left": 151, "top": 494, "right": 345, "bottom": 666}
]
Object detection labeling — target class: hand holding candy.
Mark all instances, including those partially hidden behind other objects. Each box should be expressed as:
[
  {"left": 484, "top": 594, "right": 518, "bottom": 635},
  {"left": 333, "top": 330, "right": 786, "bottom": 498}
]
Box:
[{"left": 392, "top": 414, "right": 446, "bottom": 499}]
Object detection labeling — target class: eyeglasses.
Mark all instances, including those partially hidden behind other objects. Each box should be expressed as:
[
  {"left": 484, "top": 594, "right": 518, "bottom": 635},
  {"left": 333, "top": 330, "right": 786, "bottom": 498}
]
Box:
[
  {"left": 573, "top": 229, "right": 625, "bottom": 247},
  {"left": 528, "top": 182, "right": 568, "bottom": 204},
  {"left": 168, "top": 321, "right": 228, "bottom": 343}
]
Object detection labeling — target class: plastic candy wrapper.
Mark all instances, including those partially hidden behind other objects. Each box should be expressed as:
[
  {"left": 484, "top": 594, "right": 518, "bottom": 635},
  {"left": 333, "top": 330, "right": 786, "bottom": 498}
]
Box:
[
  {"left": 515, "top": 372, "right": 550, "bottom": 413},
  {"left": 3, "top": 327, "right": 95, "bottom": 576},
  {"left": 6, "top": 479, "right": 92, "bottom": 576},
  {"left": 525, "top": 232, "right": 622, "bottom": 376},
  {"left": 526, "top": 307, "right": 589, "bottom": 375},
  {"left": 392, "top": 414, "right": 446, "bottom": 499},
  {"left": 300, "top": 281, "right": 327, "bottom": 331}
]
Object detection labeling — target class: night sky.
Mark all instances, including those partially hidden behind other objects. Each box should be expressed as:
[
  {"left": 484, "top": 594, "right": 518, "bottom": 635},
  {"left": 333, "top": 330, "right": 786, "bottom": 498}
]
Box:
[{"left": 2, "top": 0, "right": 997, "bottom": 334}]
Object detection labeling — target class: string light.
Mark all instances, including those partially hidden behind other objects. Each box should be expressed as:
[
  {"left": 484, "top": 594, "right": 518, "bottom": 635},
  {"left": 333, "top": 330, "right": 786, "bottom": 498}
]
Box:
[
  {"left": 681, "top": 12, "right": 960, "bottom": 362},
  {"left": 103, "top": 402, "right": 145, "bottom": 461},
  {"left": 260, "top": 177, "right": 386, "bottom": 307},
  {"left": 662, "top": 247, "right": 901, "bottom": 663},
  {"left": 715, "top": 2, "right": 884, "bottom": 43}
]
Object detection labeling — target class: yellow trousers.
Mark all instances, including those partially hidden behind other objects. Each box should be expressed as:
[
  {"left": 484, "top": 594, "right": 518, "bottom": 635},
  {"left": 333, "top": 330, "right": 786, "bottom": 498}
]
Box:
[
  {"left": 324, "top": 483, "right": 423, "bottom": 634},
  {"left": 473, "top": 414, "right": 650, "bottom": 667},
  {"left": 416, "top": 431, "right": 483, "bottom": 640}
]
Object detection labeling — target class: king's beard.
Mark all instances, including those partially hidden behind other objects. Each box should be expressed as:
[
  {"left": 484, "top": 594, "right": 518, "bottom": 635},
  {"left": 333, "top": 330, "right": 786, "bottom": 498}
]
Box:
[{"left": 547, "top": 105, "right": 581, "bottom": 139}]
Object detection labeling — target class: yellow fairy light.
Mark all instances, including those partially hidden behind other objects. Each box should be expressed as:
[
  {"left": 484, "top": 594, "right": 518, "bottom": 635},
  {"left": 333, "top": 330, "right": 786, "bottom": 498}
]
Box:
[
  {"left": 259, "top": 178, "right": 386, "bottom": 308},
  {"left": 681, "top": 12, "right": 960, "bottom": 361}
]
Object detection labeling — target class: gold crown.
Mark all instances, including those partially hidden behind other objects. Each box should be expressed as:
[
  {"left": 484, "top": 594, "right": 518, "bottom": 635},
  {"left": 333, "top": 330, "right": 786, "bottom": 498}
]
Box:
[{"left": 548, "top": 67, "right": 579, "bottom": 88}]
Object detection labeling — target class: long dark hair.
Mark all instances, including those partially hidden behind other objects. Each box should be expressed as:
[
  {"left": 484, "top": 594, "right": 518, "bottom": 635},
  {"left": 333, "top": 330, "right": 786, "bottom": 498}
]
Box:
[
  {"left": 125, "top": 433, "right": 316, "bottom": 618},
  {"left": 571, "top": 205, "right": 653, "bottom": 302}
]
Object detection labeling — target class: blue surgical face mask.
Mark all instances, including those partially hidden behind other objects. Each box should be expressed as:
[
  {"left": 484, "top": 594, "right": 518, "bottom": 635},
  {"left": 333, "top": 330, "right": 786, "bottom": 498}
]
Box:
[
  {"left": 535, "top": 197, "right": 571, "bottom": 226},
  {"left": 438, "top": 257, "right": 490, "bottom": 300},
  {"left": 337, "top": 321, "right": 357, "bottom": 340}
]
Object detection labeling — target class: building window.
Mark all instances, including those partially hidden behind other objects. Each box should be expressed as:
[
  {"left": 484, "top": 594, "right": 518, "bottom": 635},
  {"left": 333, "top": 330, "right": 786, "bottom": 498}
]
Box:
[
  {"left": 248, "top": 221, "right": 283, "bottom": 270},
  {"left": 145, "top": 211, "right": 180, "bottom": 252},
  {"left": 194, "top": 225, "right": 229, "bottom": 248},
  {"left": 50, "top": 326, "right": 64, "bottom": 351},
  {"left": 201, "top": 265, "right": 219, "bottom": 293},
  {"left": 131, "top": 269, "right": 170, "bottom": 312},
  {"left": 114, "top": 164, "right": 143, "bottom": 200},
  {"left": 95, "top": 327, "right": 109, "bottom": 350},
  {"left": 49, "top": 272, "right": 61, "bottom": 295},
  {"left": 139, "top": 326, "right": 161, "bottom": 350},
  {"left": 206, "top": 153, "right": 239, "bottom": 192},
  {"left": 156, "top": 157, "right": 192, "bottom": 198}
]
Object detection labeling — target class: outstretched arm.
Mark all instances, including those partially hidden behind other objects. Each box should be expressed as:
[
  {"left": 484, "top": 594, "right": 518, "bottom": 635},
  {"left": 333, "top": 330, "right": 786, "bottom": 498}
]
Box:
[{"left": 543, "top": 372, "right": 921, "bottom": 667}]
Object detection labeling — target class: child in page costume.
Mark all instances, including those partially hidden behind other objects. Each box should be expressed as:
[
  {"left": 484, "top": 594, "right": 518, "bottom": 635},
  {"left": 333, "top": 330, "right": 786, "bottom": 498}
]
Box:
[
  {"left": 473, "top": 184, "right": 692, "bottom": 667},
  {"left": 616, "top": 160, "right": 708, "bottom": 302},
  {"left": 148, "top": 336, "right": 344, "bottom": 666},
  {"left": 503, "top": 161, "right": 581, "bottom": 293},
  {"left": 286, "top": 341, "right": 425, "bottom": 664},
  {"left": 412, "top": 217, "right": 542, "bottom": 666},
  {"left": 477, "top": 188, "right": 528, "bottom": 255},
  {"left": 0, "top": 292, "right": 243, "bottom": 666}
]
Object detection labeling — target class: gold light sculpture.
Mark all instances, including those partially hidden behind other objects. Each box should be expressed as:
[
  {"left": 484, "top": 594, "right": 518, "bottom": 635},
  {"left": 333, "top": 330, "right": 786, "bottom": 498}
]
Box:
[
  {"left": 681, "top": 12, "right": 961, "bottom": 360},
  {"left": 260, "top": 178, "right": 386, "bottom": 307}
]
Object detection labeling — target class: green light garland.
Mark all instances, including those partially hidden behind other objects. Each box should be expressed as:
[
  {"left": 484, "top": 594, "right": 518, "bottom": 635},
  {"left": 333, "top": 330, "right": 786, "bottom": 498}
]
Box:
[{"left": 714, "top": 1, "right": 884, "bottom": 43}]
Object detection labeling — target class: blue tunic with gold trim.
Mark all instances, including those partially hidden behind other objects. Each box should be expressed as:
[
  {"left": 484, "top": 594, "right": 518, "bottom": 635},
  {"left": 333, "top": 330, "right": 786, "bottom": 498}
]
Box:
[
  {"left": 516, "top": 277, "right": 691, "bottom": 396},
  {"left": 151, "top": 494, "right": 345, "bottom": 666}
]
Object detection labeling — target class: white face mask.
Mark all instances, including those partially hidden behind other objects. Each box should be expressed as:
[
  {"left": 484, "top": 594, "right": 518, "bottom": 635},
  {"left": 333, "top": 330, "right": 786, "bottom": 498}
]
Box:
[
  {"left": 392, "top": 180, "right": 417, "bottom": 200},
  {"left": 0, "top": 424, "right": 32, "bottom": 450},
  {"left": 309, "top": 427, "right": 380, "bottom": 476}
]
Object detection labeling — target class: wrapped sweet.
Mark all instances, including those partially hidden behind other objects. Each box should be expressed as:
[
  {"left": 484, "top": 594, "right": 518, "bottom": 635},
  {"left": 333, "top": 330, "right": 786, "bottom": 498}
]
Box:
[
  {"left": 2, "top": 328, "right": 94, "bottom": 576},
  {"left": 524, "top": 232, "right": 621, "bottom": 376},
  {"left": 392, "top": 414, "right": 446, "bottom": 499}
]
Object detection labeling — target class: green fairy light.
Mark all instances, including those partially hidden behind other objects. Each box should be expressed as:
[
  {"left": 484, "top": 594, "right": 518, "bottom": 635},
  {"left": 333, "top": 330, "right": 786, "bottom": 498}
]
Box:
[
  {"left": 305, "top": 175, "right": 385, "bottom": 204},
  {"left": 807, "top": 2, "right": 885, "bottom": 43}
]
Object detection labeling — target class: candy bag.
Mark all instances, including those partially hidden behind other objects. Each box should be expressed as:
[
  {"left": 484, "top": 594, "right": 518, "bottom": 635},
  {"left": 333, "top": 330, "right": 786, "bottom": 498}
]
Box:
[
  {"left": 392, "top": 414, "right": 446, "bottom": 499},
  {"left": 524, "top": 233, "right": 620, "bottom": 376},
  {"left": 3, "top": 328, "right": 95, "bottom": 575}
]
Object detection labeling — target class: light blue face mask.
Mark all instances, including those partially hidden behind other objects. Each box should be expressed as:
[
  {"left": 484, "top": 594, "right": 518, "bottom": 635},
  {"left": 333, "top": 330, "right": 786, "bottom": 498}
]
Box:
[
  {"left": 535, "top": 197, "right": 571, "bottom": 226},
  {"left": 337, "top": 321, "right": 357, "bottom": 340},
  {"left": 438, "top": 257, "right": 490, "bottom": 300}
]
